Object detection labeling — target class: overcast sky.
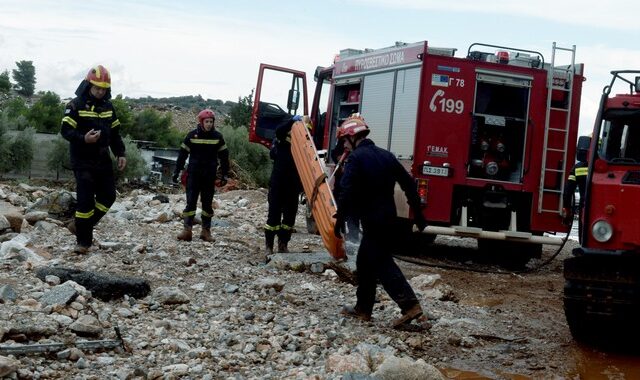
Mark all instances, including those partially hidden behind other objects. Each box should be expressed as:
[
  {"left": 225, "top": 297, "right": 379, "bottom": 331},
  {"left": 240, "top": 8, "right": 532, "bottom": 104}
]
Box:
[{"left": 1, "top": 0, "right": 639, "bottom": 135}]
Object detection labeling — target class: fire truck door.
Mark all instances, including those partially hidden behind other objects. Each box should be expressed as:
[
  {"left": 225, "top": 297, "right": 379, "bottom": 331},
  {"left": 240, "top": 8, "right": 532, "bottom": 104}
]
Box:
[{"left": 249, "top": 64, "right": 309, "bottom": 148}]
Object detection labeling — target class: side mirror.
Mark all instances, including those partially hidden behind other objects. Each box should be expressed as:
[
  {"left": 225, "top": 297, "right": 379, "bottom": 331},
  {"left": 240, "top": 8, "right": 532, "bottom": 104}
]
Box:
[
  {"left": 635, "top": 76, "right": 640, "bottom": 93},
  {"left": 576, "top": 135, "right": 591, "bottom": 162},
  {"left": 287, "top": 89, "right": 300, "bottom": 112}
]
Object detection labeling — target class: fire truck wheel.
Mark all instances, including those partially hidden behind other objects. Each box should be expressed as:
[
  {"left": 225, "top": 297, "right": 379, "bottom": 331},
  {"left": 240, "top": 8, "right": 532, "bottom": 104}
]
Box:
[
  {"left": 563, "top": 255, "right": 640, "bottom": 346},
  {"left": 563, "top": 280, "right": 594, "bottom": 342}
]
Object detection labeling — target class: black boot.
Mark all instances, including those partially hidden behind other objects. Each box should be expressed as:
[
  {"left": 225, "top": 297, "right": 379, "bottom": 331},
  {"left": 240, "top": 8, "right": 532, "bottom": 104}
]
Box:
[
  {"left": 277, "top": 240, "right": 289, "bottom": 253},
  {"left": 265, "top": 229, "right": 276, "bottom": 260}
]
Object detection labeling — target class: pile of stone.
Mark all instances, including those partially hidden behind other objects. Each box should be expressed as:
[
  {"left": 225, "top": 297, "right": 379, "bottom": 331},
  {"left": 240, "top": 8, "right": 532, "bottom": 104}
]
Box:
[{"left": 0, "top": 182, "right": 449, "bottom": 379}]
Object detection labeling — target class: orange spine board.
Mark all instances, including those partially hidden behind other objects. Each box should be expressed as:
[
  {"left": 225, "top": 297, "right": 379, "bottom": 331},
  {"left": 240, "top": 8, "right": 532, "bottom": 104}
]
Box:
[{"left": 290, "top": 121, "right": 346, "bottom": 260}]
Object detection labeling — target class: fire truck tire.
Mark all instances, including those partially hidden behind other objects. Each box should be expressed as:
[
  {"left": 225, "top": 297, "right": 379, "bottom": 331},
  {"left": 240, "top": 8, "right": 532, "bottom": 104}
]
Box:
[
  {"left": 563, "top": 255, "right": 640, "bottom": 345},
  {"left": 562, "top": 287, "right": 593, "bottom": 342}
]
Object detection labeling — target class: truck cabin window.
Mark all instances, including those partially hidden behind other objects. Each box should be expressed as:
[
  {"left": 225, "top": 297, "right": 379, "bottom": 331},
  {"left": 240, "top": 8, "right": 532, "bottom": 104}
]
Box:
[{"left": 599, "top": 111, "right": 640, "bottom": 163}]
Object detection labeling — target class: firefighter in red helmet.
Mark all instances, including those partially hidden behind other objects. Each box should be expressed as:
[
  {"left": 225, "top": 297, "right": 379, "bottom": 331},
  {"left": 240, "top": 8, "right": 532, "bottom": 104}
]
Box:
[
  {"left": 334, "top": 114, "right": 428, "bottom": 328},
  {"left": 60, "top": 65, "right": 126, "bottom": 254},
  {"left": 173, "top": 109, "right": 230, "bottom": 242}
]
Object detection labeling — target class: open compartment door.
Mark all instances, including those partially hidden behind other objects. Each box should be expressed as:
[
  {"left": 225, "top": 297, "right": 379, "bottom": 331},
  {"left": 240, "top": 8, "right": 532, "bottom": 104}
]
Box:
[{"left": 249, "top": 64, "right": 308, "bottom": 148}]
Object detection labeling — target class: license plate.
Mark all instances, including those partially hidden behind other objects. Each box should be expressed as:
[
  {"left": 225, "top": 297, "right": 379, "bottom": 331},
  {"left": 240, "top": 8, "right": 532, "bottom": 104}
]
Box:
[{"left": 422, "top": 165, "right": 449, "bottom": 177}]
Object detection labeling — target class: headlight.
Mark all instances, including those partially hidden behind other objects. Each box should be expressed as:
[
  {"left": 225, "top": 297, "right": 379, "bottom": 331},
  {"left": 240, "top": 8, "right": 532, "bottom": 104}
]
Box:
[{"left": 591, "top": 219, "right": 613, "bottom": 242}]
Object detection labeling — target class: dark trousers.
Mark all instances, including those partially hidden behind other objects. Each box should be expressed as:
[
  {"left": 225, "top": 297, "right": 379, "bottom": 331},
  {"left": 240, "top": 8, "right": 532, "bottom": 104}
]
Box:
[
  {"left": 355, "top": 223, "right": 419, "bottom": 315},
  {"left": 74, "top": 168, "right": 116, "bottom": 247},
  {"left": 183, "top": 170, "right": 215, "bottom": 228},
  {"left": 266, "top": 185, "right": 299, "bottom": 244}
]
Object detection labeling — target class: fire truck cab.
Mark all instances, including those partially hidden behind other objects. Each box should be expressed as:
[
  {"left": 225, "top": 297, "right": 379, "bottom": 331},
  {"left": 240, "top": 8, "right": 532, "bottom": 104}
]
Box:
[
  {"left": 250, "top": 40, "right": 584, "bottom": 264},
  {"left": 564, "top": 71, "right": 640, "bottom": 342}
]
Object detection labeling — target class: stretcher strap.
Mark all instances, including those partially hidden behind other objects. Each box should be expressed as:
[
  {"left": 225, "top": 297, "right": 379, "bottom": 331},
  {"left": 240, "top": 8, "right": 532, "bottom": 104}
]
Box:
[{"left": 309, "top": 173, "right": 327, "bottom": 211}]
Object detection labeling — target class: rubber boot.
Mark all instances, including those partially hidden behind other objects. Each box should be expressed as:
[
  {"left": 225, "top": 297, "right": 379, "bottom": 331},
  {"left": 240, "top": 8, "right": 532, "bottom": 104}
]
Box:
[
  {"left": 200, "top": 228, "right": 215, "bottom": 242},
  {"left": 177, "top": 226, "right": 193, "bottom": 241},
  {"left": 264, "top": 230, "right": 276, "bottom": 263},
  {"left": 277, "top": 240, "right": 289, "bottom": 253}
]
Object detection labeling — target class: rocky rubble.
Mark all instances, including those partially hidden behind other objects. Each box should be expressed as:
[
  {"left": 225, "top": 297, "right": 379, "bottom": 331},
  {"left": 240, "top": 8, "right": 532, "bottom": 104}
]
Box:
[{"left": 0, "top": 182, "right": 454, "bottom": 379}]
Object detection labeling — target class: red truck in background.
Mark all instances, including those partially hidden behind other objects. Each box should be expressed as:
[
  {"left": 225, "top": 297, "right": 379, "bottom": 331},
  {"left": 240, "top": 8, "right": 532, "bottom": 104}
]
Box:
[
  {"left": 250, "top": 40, "right": 585, "bottom": 265},
  {"left": 564, "top": 71, "right": 640, "bottom": 343}
]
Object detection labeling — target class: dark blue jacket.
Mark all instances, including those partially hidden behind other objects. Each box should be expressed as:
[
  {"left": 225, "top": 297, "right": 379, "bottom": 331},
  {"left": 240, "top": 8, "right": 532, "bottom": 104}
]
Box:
[
  {"left": 270, "top": 117, "right": 302, "bottom": 191},
  {"left": 60, "top": 80, "right": 125, "bottom": 170},
  {"left": 337, "top": 139, "right": 421, "bottom": 228},
  {"left": 175, "top": 125, "right": 229, "bottom": 176}
]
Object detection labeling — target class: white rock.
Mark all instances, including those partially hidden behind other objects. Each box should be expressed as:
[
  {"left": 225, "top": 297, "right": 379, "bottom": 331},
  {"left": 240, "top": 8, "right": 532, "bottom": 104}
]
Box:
[
  {"left": 0, "top": 215, "right": 10, "bottom": 231},
  {"left": 0, "top": 355, "right": 20, "bottom": 377}
]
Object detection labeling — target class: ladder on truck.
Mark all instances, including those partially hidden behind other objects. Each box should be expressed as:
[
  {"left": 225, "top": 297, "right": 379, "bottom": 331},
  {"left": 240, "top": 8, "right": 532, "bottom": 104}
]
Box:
[{"left": 537, "top": 42, "right": 576, "bottom": 214}]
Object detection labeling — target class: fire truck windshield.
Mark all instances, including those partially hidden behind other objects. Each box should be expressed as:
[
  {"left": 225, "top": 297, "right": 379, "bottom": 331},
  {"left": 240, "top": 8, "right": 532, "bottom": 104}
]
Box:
[{"left": 599, "top": 109, "right": 640, "bottom": 163}]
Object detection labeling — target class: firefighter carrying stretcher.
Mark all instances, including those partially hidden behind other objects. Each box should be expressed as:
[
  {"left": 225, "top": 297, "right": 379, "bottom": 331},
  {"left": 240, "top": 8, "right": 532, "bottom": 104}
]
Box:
[
  {"left": 334, "top": 115, "right": 428, "bottom": 328},
  {"left": 173, "top": 109, "right": 229, "bottom": 242},
  {"left": 264, "top": 114, "right": 306, "bottom": 259}
]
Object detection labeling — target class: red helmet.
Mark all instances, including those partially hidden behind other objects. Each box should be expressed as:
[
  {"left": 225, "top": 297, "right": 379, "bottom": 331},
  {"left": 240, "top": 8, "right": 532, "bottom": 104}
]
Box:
[
  {"left": 337, "top": 114, "right": 370, "bottom": 140},
  {"left": 86, "top": 65, "right": 111, "bottom": 88},
  {"left": 197, "top": 109, "right": 215, "bottom": 124}
]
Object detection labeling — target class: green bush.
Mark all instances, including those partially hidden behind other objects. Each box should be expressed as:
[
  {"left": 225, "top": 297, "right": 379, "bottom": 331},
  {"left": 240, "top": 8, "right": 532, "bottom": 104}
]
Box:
[
  {"left": 9, "top": 127, "right": 35, "bottom": 173},
  {"left": 0, "top": 116, "right": 11, "bottom": 175},
  {"left": 111, "top": 95, "right": 134, "bottom": 132},
  {"left": 123, "top": 108, "right": 181, "bottom": 148},
  {"left": 226, "top": 90, "right": 253, "bottom": 128},
  {"left": 0, "top": 70, "right": 10, "bottom": 93},
  {"left": 4, "top": 97, "right": 28, "bottom": 119},
  {"left": 46, "top": 134, "right": 72, "bottom": 175},
  {"left": 28, "top": 91, "right": 64, "bottom": 133},
  {"left": 218, "top": 125, "right": 271, "bottom": 187},
  {"left": 112, "top": 137, "right": 149, "bottom": 183}
]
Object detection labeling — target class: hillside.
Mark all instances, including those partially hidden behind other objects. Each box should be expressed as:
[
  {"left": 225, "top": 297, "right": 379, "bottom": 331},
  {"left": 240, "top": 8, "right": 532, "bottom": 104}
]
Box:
[
  {"left": 125, "top": 95, "right": 238, "bottom": 133},
  {"left": 0, "top": 92, "right": 240, "bottom": 134}
]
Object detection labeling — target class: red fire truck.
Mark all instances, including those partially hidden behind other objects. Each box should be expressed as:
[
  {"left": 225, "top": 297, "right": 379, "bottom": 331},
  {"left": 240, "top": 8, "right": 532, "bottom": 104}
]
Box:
[
  {"left": 564, "top": 71, "right": 640, "bottom": 342},
  {"left": 250, "top": 40, "right": 584, "bottom": 264}
]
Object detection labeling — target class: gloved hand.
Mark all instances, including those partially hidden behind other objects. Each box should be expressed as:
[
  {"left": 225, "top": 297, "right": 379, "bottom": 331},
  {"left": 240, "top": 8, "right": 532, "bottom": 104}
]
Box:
[
  {"left": 216, "top": 175, "right": 228, "bottom": 187},
  {"left": 414, "top": 212, "right": 428, "bottom": 232},
  {"left": 172, "top": 173, "right": 179, "bottom": 184},
  {"left": 292, "top": 115, "right": 303, "bottom": 122},
  {"left": 561, "top": 207, "right": 573, "bottom": 226},
  {"left": 334, "top": 215, "right": 346, "bottom": 239}
]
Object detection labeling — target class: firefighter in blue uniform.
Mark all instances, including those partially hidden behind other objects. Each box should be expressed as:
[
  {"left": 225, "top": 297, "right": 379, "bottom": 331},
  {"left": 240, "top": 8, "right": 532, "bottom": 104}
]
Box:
[
  {"left": 330, "top": 137, "right": 360, "bottom": 243},
  {"left": 173, "top": 109, "right": 229, "bottom": 242},
  {"left": 334, "top": 115, "right": 428, "bottom": 328},
  {"left": 61, "top": 65, "right": 126, "bottom": 255},
  {"left": 264, "top": 115, "right": 305, "bottom": 258}
]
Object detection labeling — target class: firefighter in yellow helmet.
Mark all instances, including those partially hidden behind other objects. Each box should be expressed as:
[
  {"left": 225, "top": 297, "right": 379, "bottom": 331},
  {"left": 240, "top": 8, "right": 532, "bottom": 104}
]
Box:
[
  {"left": 60, "top": 65, "right": 126, "bottom": 254},
  {"left": 334, "top": 115, "right": 428, "bottom": 329}
]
